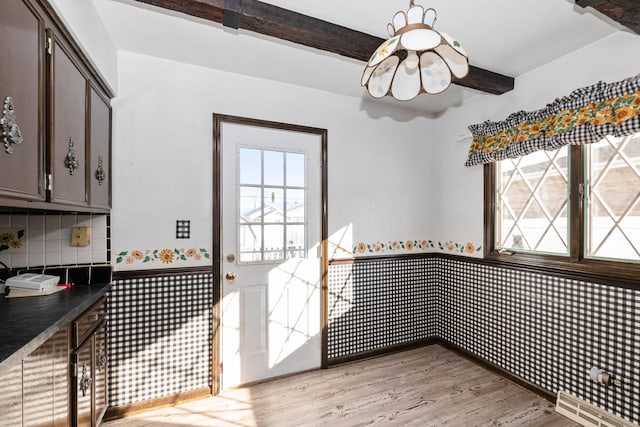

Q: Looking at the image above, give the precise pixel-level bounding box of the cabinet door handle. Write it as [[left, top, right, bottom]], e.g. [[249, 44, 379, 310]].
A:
[[95, 155, 106, 185], [1, 97, 24, 154], [65, 137, 79, 175], [97, 342, 107, 372], [79, 363, 92, 397]]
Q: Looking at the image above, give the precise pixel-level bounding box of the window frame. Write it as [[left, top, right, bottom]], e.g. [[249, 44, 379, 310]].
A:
[[484, 145, 639, 288]]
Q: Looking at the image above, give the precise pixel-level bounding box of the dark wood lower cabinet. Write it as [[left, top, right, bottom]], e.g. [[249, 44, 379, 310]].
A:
[[0, 327, 70, 427], [0, 298, 108, 427], [72, 298, 108, 427]]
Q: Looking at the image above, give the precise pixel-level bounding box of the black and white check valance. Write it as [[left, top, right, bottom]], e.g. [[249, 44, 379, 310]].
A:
[[465, 74, 640, 166]]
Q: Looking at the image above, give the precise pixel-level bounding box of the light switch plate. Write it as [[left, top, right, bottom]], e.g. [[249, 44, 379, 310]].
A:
[[70, 226, 90, 247]]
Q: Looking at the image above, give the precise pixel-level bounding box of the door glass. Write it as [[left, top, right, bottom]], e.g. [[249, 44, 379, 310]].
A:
[[238, 148, 306, 263], [264, 150, 284, 186], [239, 148, 261, 185], [286, 153, 305, 187]]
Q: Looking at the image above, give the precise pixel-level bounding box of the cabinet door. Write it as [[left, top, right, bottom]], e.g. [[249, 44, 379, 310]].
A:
[[89, 88, 111, 210], [73, 337, 93, 427], [52, 327, 70, 427], [50, 35, 88, 207], [23, 334, 54, 427], [0, 363, 23, 427], [94, 321, 108, 425], [0, 0, 46, 201]]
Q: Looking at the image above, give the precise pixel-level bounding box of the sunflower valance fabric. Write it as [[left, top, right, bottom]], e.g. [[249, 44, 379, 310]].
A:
[[465, 74, 640, 166]]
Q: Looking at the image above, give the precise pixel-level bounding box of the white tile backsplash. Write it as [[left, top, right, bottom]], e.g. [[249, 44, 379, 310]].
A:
[[0, 212, 109, 268], [45, 215, 61, 229], [11, 215, 28, 228]]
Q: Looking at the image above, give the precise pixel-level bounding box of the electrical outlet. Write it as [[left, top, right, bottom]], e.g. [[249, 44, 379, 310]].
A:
[[70, 226, 90, 247]]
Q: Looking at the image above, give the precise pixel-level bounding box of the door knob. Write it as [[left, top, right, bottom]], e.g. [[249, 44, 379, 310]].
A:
[[225, 271, 237, 282]]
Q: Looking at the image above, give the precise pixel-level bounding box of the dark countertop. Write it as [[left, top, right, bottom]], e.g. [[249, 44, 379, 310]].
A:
[[0, 283, 110, 376]]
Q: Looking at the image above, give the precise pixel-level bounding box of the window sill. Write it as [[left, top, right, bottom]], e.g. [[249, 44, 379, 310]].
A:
[[484, 251, 640, 290]]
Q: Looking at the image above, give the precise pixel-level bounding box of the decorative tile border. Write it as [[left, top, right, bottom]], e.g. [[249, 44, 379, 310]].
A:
[[115, 248, 211, 265], [352, 239, 481, 255], [0, 229, 26, 253]]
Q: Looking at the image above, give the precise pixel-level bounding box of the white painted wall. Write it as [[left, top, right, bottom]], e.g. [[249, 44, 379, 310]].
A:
[[111, 51, 436, 270], [435, 31, 640, 257], [47, 0, 118, 92]]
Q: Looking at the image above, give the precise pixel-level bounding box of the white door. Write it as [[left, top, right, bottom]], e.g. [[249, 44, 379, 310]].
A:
[[220, 121, 322, 389]]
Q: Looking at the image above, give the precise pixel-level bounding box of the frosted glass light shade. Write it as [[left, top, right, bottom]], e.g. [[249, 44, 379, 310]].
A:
[[362, 3, 469, 101]]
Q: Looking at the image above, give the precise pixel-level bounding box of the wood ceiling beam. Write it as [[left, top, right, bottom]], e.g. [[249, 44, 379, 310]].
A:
[[575, 0, 640, 34], [133, 0, 515, 95]]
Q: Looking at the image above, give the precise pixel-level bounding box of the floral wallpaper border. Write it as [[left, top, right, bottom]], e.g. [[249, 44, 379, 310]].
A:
[[352, 239, 481, 255], [116, 248, 211, 265]]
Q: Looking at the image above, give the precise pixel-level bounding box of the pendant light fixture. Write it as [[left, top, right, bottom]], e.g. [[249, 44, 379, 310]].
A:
[[361, 1, 469, 101]]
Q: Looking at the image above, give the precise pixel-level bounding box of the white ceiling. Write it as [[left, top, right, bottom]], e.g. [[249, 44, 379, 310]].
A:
[[93, 0, 619, 115]]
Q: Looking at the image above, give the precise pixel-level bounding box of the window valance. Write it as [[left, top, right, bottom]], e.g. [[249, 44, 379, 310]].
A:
[[465, 74, 640, 166]]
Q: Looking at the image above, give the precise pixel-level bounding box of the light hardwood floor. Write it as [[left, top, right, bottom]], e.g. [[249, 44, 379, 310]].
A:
[[104, 345, 579, 426]]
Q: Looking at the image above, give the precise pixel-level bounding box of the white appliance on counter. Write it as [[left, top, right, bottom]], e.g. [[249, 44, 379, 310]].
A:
[[5, 274, 60, 291]]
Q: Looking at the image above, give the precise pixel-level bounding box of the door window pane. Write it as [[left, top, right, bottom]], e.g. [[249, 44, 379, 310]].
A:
[[264, 225, 284, 260], [239, 186, 262, 222], [239, 224, 262, 262], [286, 225, 305, 259], [239, 148, 261, 185], [496, 147, 569, 254], [264, 150, 284, 186], [263, 188, 284, 223], [286, 189, 305, 223], [238, 148, 306, 263], [286, 152, 305, 187], [587, 134, 640, 261]]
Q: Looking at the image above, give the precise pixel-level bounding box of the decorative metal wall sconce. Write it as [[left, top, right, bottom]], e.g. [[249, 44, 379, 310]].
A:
[[95, 155, 106, 185], [65, 137, 79, 175], [1, 97, 24, 154]]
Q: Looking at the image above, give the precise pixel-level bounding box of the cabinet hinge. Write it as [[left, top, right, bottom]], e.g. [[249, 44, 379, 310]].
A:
[[46, 173, 52, 191], [46, 37, 52, 55], [71, 361, 77, 378]]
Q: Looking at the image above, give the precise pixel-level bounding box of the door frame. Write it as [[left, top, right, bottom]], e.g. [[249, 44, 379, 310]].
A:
[[212, 113, 328, 394]]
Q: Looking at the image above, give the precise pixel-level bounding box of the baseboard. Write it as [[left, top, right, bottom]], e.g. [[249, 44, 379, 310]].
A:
[[327, 337, 439, 367], [103, 387, 212, 422], [436, 339, 556, 403]]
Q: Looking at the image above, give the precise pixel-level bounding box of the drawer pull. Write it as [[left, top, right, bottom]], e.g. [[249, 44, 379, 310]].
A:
[[88, 313, 99, 322], [79, 364, 92, 397]]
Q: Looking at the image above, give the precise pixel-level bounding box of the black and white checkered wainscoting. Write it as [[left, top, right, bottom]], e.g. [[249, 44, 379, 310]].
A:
[[108, 272, 213, 407], [327, 255, 639, 424], [437, 258, 639, 425], [327, 257, 438, 360]]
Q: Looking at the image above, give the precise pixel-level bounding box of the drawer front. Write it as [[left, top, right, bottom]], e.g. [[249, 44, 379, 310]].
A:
[[73, 296, 106, 348]]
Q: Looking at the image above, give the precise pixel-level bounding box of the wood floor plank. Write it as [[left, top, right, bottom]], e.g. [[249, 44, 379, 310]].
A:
[[104, 345, 579, 426]]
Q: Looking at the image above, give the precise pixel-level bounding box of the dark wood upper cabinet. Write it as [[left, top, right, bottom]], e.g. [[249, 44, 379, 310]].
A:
[[50, 34, 89, 207], [0, 0, 46, 201], [0, 0, 112, 212], [89, 88, 111, 210]]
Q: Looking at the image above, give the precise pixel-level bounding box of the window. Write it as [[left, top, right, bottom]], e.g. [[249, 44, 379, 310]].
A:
[[238, 148, 307, 262], [496, 146, 569, 255], [487, 132, 640, 281], [587, 133, 640, 261]]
